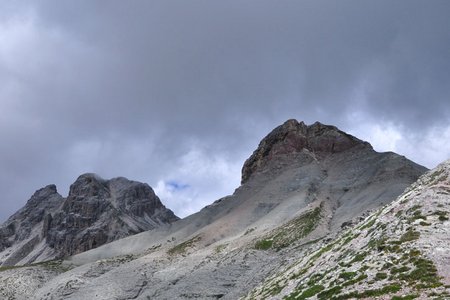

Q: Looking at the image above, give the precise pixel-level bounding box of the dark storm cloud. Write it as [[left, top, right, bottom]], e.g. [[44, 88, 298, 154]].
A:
[[1, 1, 449, 221]]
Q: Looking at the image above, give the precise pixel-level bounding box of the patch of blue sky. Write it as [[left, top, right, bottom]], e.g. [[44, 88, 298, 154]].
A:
[[166, 180, 190, 191]]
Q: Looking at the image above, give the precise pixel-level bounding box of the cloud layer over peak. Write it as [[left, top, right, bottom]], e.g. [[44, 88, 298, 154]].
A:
[[1, 1, 449, 221]]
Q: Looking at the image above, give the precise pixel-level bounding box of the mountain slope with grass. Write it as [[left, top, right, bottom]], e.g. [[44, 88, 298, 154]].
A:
[[245, 159, 450, 300]]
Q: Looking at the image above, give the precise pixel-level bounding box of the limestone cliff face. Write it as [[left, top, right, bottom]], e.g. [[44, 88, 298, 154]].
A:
[[242, 120, 371, 183], [0, 185, 63, 264], [0, 174, 178, 266]]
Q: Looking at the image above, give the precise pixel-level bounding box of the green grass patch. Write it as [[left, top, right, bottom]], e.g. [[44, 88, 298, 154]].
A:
[[0, 265, 22, 272], [360, 217, 376, 231], [409, 209, 426, 222], [391, 295, 418, 300], [375, 272, 388, 280], [306, 273, 325, 286], [410, 204, 422, 212], [400, 229, 420, 243], [289, 267, 308, 280], [395, 210, 404, 217], [255, 206, 322, 250], [438, 215, 449, 221], [285, 284, 325, 300], [214, 244, 227, 253], [427, 169, 446, 185], [167, 235, 201, 255], [349, 251, 367, 264], [254, 239, 273, 250], [0, 259, 72, 273], [433, 210, 448, 217], [399, 257, 442, 288], [309, 243, 334, 262], [332, 284, 402, 299], [339, 272, 357, 280], [317, 286, 342, 299], [266, 282, 284, 296], [342, 274, 368, 287], [390, 266, 410, 274]]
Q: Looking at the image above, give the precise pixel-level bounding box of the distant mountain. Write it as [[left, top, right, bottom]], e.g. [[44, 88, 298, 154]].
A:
[[0, 120, 429, 299], [246, 158, 450, 299], [0, 174, 178, 266]]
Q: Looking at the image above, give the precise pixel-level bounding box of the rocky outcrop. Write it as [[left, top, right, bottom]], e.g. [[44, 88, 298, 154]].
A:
[[0, 174, 178, 266], [242, 120, 371, 183], [0, 185, 63, 252], [45, 174, 178, 258]]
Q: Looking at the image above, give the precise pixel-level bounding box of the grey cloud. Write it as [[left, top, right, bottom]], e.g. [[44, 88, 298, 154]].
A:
[[1, 1, 449, 221]]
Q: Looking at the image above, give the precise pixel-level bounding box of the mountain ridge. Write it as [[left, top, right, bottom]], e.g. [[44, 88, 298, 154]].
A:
[[0, 173, 178, 267], [0, 119, 431, 299]]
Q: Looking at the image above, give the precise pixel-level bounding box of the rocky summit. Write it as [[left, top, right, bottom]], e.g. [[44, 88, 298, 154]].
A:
[[0, 174, 178, 267], [242, 120, 370, 183], [0, 120, 435, 300]]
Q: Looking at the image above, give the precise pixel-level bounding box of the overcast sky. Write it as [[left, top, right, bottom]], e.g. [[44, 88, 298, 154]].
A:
[[1, 1, 449, 222]]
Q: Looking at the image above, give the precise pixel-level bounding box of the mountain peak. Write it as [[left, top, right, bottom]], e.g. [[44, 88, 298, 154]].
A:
[[279, 118, 306, 129], [27, 184, 58, 203], [241, 119, 371, 183], [0, 174, 178, 266], [68, 173, 108, 199]]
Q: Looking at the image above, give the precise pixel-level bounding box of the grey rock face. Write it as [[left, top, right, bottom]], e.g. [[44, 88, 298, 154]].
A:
[[0, 174, 178, 266], [241, 119, 371, 183], [0, 185, 62, 251], [46, 174, 178, 258], [0, 185, 63, 266]]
